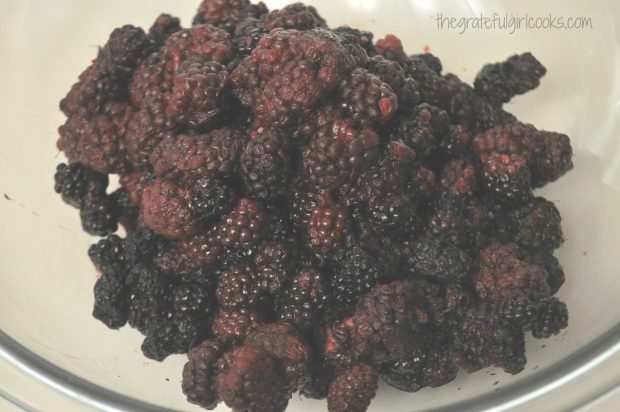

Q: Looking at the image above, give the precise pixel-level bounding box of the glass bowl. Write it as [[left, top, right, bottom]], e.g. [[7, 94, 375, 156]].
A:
[[1, 0, 619, 410]]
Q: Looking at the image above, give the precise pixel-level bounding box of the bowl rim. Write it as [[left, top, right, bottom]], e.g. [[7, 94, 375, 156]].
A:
[[0, 324, 619, 412]]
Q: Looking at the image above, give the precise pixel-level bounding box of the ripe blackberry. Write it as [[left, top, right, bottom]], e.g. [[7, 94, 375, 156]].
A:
[[166, 57, 230, 129], [278, 269, 329, 330], [193, 0, 268, 32], [302, 121, 380, 191], [93, 265, 130, 329], [217, 198, 267, 250], [451, 303, 526, 374], [498, 294, 541, 329], [122, 227, 164, 266], [90, 235, 129, 329], [254, 241, 295, 294], [380, 345, 457, 392], [379, 349, 426, 393], [263, 3, 327, 31], [375, 34, 408, 63], [334, 26, 375, 55], [80, 193, 118, 236], [97, 25, 151, 78], [473, 122, 572, 188], [498, 294, 566, 337], [241, 131, 291, 202], [326, 281, 428, 365], [338, 68, 398, 125], [531, 297, 568, 338], [366, 55, 419, 106], [182, 339, 225, 409], [58, 107, 133, 174], [188, 178, 236, 221], [150, 128, 247, 182], [481, 153, 533, 206], [59, 63, 126, 117], [140, 178, 198, 239], [327, 364, 378, 412], [88, 235, 125, 274], [498, 197, 564, 252], [246, 322, 312, 390], [444, 73, 516, 134], [474, 52, 546, 104], [212, 309, 261, 343], [306, 202, 353, 257], [527, 252, 565, 295], [329, 246, 387, 312], [141, 315, 206, 361], [216, 264, 263, 311], [405, 236, 472, 283], [301, 357, 334, 400], [54, 163, 108, 208], [531, 130, 573, 187], [126, 264, 173, 334], [410, 53, 443, 74], [148, 14, 182, 47], [405, 55, 451, 108], [110, 188, 139, 231], [389, 103, 449, 158], [163, 24, 234, 67], [215, 344, 291, 412], [474, 241, 551, 303]]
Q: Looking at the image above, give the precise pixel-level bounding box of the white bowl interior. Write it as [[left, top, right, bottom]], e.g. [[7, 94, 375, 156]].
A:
[[0, 0, 619, 410]]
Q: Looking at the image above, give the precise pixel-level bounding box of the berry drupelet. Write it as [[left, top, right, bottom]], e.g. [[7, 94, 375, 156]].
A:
[[474, 52, 547, 104]]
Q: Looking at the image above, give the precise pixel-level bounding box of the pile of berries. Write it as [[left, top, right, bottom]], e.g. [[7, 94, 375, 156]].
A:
[[54, 1, 573, 411]]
